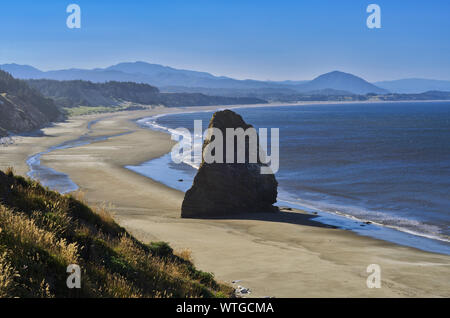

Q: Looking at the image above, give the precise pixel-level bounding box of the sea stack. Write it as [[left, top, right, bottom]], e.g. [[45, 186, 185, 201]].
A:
[[181, 109, 278, 218]]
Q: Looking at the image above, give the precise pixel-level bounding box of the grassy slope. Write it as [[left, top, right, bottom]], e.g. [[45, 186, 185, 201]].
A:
[[0, 169, 233, 298]]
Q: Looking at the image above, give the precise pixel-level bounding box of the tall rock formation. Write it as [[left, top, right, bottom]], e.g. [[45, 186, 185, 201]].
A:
[[181, 110, 278, 218]]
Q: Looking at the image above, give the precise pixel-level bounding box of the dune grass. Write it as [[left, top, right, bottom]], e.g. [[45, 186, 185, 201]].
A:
[[0, 168, 233, 298], [63, 105, 128, 117]]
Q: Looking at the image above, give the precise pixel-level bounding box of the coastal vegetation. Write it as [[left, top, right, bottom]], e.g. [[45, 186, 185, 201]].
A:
[[26, 79, 266, 109], [0, 168, 233, 298], [27, 76, 450, 112], [0, 70, 62, 136], [63, 105, 149, 117], [0, 69, 264, 136]]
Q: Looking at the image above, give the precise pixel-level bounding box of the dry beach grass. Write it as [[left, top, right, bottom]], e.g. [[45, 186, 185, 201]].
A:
[[0, 168, 232, 297]]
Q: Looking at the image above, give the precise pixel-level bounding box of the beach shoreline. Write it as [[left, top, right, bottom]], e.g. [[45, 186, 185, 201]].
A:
[[131, 102, 450, 251], [1, 103, 449, 297]]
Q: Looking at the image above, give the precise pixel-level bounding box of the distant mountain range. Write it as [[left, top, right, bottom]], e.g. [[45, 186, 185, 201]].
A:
[[2, 61, 450, 99], [0, 62, 394, 97], [0, 62, 282, 90], [1, 62, 450, 136]]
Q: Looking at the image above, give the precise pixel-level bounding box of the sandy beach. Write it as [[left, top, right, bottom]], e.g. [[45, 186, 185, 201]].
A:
[[1, 104, 449, 298]]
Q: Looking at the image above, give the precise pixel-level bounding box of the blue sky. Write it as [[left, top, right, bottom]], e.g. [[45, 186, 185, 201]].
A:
[[1, 0, 449, 81]]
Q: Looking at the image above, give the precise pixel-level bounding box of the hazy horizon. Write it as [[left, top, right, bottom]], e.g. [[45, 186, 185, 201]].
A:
[[2, 0, 450, 82], [4, 61, 450, 84]]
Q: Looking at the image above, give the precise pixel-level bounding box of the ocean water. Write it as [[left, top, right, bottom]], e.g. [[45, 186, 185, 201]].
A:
[[128, 102, 450, 254]]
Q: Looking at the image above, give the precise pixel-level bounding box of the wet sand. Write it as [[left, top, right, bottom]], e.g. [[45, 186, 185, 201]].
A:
[[1, 104, 449, 297]]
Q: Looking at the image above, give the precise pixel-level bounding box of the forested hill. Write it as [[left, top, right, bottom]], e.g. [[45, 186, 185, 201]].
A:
[[26, 79, 266, 108], [0, 70, 62, 136]]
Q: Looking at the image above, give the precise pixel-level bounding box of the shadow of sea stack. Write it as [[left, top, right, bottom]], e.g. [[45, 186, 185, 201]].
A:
[[181, 109, 278, 218]]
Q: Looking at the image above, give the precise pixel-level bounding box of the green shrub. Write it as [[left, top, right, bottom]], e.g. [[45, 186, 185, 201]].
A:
[[148, 241, 173, 258]]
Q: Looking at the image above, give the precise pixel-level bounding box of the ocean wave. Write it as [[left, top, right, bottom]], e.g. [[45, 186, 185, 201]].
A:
[[277, 192, 450, 244]]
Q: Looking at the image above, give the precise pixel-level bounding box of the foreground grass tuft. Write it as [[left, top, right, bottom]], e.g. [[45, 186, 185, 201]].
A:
[[0, 168, 233, 298]]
